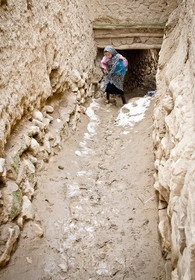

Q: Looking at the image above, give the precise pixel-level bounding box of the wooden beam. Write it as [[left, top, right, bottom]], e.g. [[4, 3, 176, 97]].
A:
[[96, 43, 162, 50], [93, 24, 164, 50]]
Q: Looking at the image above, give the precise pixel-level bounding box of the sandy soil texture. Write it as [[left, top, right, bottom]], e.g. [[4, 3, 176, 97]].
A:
[[0, 94, 165, 280]]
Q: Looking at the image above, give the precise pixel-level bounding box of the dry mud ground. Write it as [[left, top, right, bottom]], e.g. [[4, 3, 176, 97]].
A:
[[0, 94, 165, 280]]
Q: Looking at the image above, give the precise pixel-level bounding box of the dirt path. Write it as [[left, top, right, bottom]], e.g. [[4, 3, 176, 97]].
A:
[[0, 95, 165, 280]]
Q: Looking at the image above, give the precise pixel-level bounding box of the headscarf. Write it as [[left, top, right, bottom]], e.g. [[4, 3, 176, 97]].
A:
[[101, 46, 119, 72], [104, 46, 118, 56]]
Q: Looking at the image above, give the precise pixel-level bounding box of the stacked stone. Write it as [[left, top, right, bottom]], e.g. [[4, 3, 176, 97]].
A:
[[153, 0, 195, 279], [0, 0, 96, 157], [0, 0, 99, 265], [0, 66, 93, 267], [0, 105, 54, 266], [70, 70, 90, 121]]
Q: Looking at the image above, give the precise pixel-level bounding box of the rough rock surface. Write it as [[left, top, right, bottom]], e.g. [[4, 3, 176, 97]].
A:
[[0, 88, 94, 266], [153, 0, 195, 279], [87, 0, 177, 24], [0, 0, 96, 156]]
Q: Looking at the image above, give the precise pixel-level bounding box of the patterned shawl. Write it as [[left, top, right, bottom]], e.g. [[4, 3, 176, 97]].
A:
[[101, 46, 126, 93]]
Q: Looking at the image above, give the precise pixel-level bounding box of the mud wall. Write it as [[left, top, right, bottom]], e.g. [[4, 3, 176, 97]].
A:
[[87, 0, 177, 25], [0, 0, 97, 266], [153, 0, 195, 278], [0, 0, 96, 156]]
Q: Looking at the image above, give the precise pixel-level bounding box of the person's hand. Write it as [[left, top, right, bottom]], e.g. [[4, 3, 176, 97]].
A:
[[119, 55, 124, 60]]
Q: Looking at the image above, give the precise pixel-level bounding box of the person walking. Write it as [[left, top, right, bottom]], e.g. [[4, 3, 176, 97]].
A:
[[101, 45, 128, 105]]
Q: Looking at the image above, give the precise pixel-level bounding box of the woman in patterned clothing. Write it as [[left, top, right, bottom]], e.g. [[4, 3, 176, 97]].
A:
[[101, 46, 128, 105]]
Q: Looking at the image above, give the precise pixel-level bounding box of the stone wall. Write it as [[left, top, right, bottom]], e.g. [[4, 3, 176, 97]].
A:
[[87, 0, 177, 25], [0, 0, 96, 157], [153, 0, 195, 279], [0, 0, 97, 266]]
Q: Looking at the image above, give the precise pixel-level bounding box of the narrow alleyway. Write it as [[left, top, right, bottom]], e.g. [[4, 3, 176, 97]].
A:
[[0, 94, 165, 280]]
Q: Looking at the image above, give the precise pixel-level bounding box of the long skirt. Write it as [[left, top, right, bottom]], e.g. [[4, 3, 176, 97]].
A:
[[105, 83, 126, 104]]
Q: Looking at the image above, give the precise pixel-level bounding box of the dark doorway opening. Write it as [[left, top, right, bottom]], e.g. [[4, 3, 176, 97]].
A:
[[97, 48, 159, 99], [120, 49, 159, 98]]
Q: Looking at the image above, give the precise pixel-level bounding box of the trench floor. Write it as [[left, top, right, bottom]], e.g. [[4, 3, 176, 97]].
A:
[[0, 94, 165, 280]]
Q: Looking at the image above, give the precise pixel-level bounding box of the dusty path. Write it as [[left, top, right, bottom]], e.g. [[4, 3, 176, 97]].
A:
[[0, 95, 165, 280]]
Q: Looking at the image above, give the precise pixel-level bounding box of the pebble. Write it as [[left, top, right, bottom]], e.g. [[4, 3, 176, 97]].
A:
[[45, 105, 54, 114]]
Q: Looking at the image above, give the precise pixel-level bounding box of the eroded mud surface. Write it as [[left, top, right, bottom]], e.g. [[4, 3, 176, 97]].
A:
[[0, 95, 165, 280]]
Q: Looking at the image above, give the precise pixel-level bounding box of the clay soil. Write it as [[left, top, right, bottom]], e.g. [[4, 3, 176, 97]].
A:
[[0, 93, 165, 280]]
